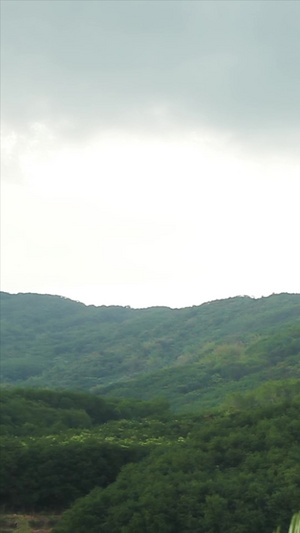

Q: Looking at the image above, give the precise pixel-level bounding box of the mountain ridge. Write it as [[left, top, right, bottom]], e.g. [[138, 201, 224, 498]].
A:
[[1, 291, 299, 411]]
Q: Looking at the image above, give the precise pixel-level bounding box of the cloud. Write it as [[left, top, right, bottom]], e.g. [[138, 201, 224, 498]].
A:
[[2, 0, 300, 153], [2, 127, 299, 304], [1, 1, 300, 307]]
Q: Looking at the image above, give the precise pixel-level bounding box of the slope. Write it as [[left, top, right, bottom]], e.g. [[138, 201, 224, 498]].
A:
[[1, 292, 299, 411]]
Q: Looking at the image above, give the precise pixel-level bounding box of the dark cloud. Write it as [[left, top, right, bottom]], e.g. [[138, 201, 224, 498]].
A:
[[2, 0, 300, 149]]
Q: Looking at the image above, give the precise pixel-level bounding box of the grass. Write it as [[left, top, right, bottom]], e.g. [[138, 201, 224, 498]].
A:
[[274, 512, 300, 533]]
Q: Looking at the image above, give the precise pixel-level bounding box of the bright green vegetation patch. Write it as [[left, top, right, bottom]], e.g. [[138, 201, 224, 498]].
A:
[[274, 513, 300, 533]]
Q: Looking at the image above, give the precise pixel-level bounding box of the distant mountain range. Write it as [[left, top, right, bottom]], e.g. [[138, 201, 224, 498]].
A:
[[1, 292, 299, 411]]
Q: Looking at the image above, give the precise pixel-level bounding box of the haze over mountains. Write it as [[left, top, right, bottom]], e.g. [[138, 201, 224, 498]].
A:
[[1, 291, 299, 412]]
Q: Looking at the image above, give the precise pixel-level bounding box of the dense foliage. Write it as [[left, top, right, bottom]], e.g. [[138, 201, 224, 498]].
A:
[[52, 394, 300, 533], [0, 390, 171, 511], [0, 437, 143, 511], [1, 292, 299, 411], [1, 385, 299, 533], [0, 388, 169, 436]]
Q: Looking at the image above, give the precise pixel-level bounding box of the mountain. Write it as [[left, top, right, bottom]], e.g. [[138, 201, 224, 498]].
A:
[[1, 292, 299, 411]]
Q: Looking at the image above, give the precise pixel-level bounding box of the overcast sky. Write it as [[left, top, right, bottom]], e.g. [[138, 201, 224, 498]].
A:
[[1, 0, 300, 308]]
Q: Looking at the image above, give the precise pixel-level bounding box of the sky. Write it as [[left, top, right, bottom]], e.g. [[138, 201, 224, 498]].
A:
[[1, 0, 300, 309]]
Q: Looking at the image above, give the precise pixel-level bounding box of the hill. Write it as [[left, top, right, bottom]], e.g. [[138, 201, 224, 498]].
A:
[[1, 292, 300, 411], [1, 386, 299, 533]]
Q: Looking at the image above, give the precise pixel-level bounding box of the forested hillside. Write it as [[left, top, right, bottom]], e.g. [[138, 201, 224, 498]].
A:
[[1, 385, 299, 533], [1, 292, 300, 412]]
